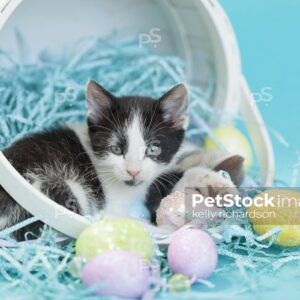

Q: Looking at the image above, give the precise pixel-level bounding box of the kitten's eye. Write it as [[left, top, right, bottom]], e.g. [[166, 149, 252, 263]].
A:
[[146, 144, 161, 157], [110, 145, 123, 155]]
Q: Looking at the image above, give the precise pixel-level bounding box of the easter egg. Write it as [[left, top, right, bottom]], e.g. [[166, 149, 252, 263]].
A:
[[168, 229, 218, 279], [169, 274, 191, 293], [81, 250, 150, 298], [204, 125, 253, 172], [76, 218, 154, 260], [129, 201, 150, 221], [248, 189, 300, 247], [156, 191, 189, 229]]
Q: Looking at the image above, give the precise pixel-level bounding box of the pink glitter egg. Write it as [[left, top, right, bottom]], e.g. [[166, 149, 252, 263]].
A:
[[156, 191, 189, 228], [81, 250, 150, 298], [168, 229, 218, 279]]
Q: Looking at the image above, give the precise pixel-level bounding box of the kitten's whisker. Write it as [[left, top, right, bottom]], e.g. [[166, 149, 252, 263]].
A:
[[152, 181, 163, 199], [154, 178, 170, 196], [160, 173, 180, 183], [145, 102, 160, 137], [149, 119, 166, 132], [110, 107, 124, 134], [101, 111, 123, 139]]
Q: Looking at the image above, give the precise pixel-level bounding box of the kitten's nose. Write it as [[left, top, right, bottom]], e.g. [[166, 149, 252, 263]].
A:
[[127, 170, 140, 178]]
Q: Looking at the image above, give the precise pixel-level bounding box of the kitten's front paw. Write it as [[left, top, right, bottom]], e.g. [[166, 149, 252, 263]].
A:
[[173, 166, 238, 196]]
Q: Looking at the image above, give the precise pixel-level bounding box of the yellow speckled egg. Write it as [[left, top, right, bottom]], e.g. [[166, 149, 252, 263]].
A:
[[76, 218, 154, 260], [248, 189, 300, 247], [204, 125, 253, 172]]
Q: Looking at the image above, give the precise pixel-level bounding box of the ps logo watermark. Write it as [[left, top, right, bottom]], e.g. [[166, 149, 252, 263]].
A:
[[55, 85, 78, 107], [252, 87, 273, 107], [139, 28, 162, 48]]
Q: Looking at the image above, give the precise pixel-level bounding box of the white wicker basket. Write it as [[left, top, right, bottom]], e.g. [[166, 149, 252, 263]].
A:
[[0, 0, 274, 237]]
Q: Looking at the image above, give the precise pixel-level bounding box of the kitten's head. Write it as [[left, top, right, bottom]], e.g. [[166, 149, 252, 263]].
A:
[[86, 80, 188, 187]]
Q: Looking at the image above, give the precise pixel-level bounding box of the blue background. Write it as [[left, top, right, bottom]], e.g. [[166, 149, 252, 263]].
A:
[[220, 0, 300, 184]]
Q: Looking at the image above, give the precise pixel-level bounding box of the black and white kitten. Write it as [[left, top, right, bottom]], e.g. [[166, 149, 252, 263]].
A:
[[0, 80, 243, 239]]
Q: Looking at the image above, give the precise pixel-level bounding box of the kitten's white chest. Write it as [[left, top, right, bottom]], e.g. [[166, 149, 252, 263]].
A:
[[102, 181, 147, 217]]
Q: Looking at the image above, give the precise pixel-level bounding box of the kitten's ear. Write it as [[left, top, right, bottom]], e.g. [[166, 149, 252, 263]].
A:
[[213, 154, 245, 186], [86, 80, 113, 123], [159, 84, 189, 129]]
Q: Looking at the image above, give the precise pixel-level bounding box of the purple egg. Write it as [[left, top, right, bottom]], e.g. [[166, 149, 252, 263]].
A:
[[81, 250, 150, 298], [168, 229, 218, 279]]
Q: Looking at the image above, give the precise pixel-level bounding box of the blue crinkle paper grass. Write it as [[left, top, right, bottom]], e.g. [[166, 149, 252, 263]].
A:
[[0, 34, 214, 149], [1, 35, 300, 300]]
